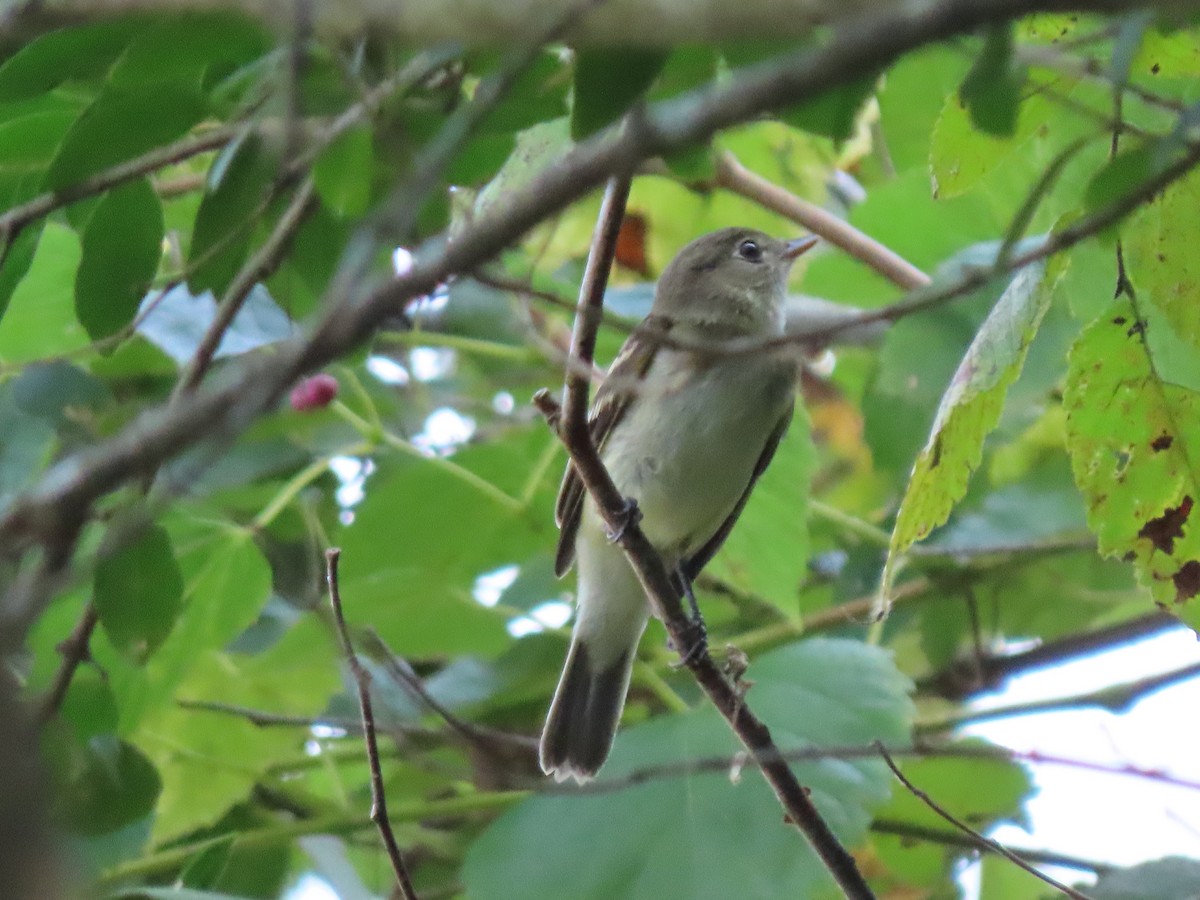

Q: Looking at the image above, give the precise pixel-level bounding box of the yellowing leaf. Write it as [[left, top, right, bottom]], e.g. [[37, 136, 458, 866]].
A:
[[1064, 297, 1200, 630], [881, 261, 1053, 605], [1124, 168, 1200, 349]]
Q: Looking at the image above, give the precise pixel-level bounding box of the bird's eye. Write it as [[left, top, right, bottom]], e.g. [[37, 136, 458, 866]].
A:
[[737, 239, 763, 262]]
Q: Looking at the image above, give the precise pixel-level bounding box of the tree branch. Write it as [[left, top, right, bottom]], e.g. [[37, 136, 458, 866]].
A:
[[173, 177, 317, 397], [919, 659, 1200, 732], [870, 819, 1113, 875], [325, 548, 419, 900], [20, 0, 1191, 43], [920, 611, 1179, 700], [877, 744, 1094, 900], [714, 151, 931, 291]]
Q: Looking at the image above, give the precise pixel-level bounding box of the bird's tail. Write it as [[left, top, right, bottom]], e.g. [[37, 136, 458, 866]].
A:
[[539, 637, 637, 782]]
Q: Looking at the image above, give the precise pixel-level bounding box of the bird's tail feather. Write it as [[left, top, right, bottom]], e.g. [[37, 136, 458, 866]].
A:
[[539, 639, 634, 782]]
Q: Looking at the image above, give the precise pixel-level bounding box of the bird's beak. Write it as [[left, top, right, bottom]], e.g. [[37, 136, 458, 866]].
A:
[[783, 235, 819, 260]]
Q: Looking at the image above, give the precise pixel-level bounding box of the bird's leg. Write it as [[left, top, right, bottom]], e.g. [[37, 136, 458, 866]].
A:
[[668, 566, 708, 667], [605, 496, 642, 543]]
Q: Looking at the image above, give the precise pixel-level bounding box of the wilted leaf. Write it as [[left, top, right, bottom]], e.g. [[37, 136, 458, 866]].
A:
[[885, 260, 1053, 573]]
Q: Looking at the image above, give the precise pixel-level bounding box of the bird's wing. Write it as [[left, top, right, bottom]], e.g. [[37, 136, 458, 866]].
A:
[[553, 316, 672, 577], [679, 403, 793, 583]]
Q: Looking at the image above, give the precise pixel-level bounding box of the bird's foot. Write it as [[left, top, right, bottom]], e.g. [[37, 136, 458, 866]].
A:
[[605, 496, 642, 543], [669, 615, 708, 668]]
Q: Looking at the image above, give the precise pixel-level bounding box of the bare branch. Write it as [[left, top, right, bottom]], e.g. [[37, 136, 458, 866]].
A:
[[19, 0, 1190, 44], [173, 177, 318, 397], [870, 819, 1114, 875], [35, 604, 98, 725], [715, 151, 930, 290], [920, 611, 1179, 700], [877, 743, 1094, 900], [326, 548, 420, 900]]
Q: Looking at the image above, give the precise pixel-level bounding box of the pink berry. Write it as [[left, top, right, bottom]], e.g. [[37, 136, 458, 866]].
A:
[[290, 373, 339, 411]]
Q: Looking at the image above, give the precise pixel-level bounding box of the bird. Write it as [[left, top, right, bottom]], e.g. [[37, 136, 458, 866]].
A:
[[539, 226, 817, 782]]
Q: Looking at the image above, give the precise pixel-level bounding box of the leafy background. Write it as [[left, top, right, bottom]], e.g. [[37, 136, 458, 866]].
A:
[[1, 5, 1199, 899]]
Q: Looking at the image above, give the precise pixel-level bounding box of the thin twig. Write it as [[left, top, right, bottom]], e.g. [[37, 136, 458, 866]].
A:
[[0, 126, 239, 248], [542, 739, 1200, 798], [173, 177, 317, 397], [920, 659, 1200, 732], [543, 174, 876, 899], [921, 610, 1178, 700], [326, 548, 420, 900], [714, 151, 930, 290], [178, 698, 365, 731], [870, 819, 1114, 874], [363, 628, 537, 752], [36, 603, 99, 725], [877, 743, 1093, 900]]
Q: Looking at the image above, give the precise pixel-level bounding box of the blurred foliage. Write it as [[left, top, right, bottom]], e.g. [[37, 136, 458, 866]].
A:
[[0, 7, 1198, 899]]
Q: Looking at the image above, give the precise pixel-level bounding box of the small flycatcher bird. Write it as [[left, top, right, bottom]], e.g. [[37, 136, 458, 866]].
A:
[[540, 226, 817, 782]]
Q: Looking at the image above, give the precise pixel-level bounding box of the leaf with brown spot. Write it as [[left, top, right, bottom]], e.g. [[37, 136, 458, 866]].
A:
[[1138, 496, 1193, 554], [1065, 296, 1200, 633], [1173, 560, 1200, 601]]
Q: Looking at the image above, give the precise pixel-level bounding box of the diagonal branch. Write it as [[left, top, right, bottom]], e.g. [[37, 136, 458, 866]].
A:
[[326, 548, 419, 900], [714, 151, 930, 290], [877, 744, 1093, 900]]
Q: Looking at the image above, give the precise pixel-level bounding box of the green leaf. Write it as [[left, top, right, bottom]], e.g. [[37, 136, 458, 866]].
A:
[[187, 134, 274, 296], [707, 407, 814, 611], [1064, 297, 1200, 630], [11, 359, 110, 426], [0, 108, 79, 203], [0, 20, 144, 102], [313, 123, 374, 218], [74, 178, 163, 340], [60, 667, 120, 742], [45, 82, 207, 190], [464, 639, 912, 899], [781, 74, 877, 142], [335, 426, 556, 657], [482, 50, 571, 135], [129, 617, 337, 839], [885, 260, 1053, 570], [958, 24, 1025, 137], [57, 735, 161, 835], [0, 224, 83, 357], [105, 12, 271, 88], [929, 88, 1057, 200], [94, 524, 185, 661], [1090, 857, 1200, 899], [0, 382, 56, 506], [1123, 167, 1200, 348], [571, 48, 667, 139]]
